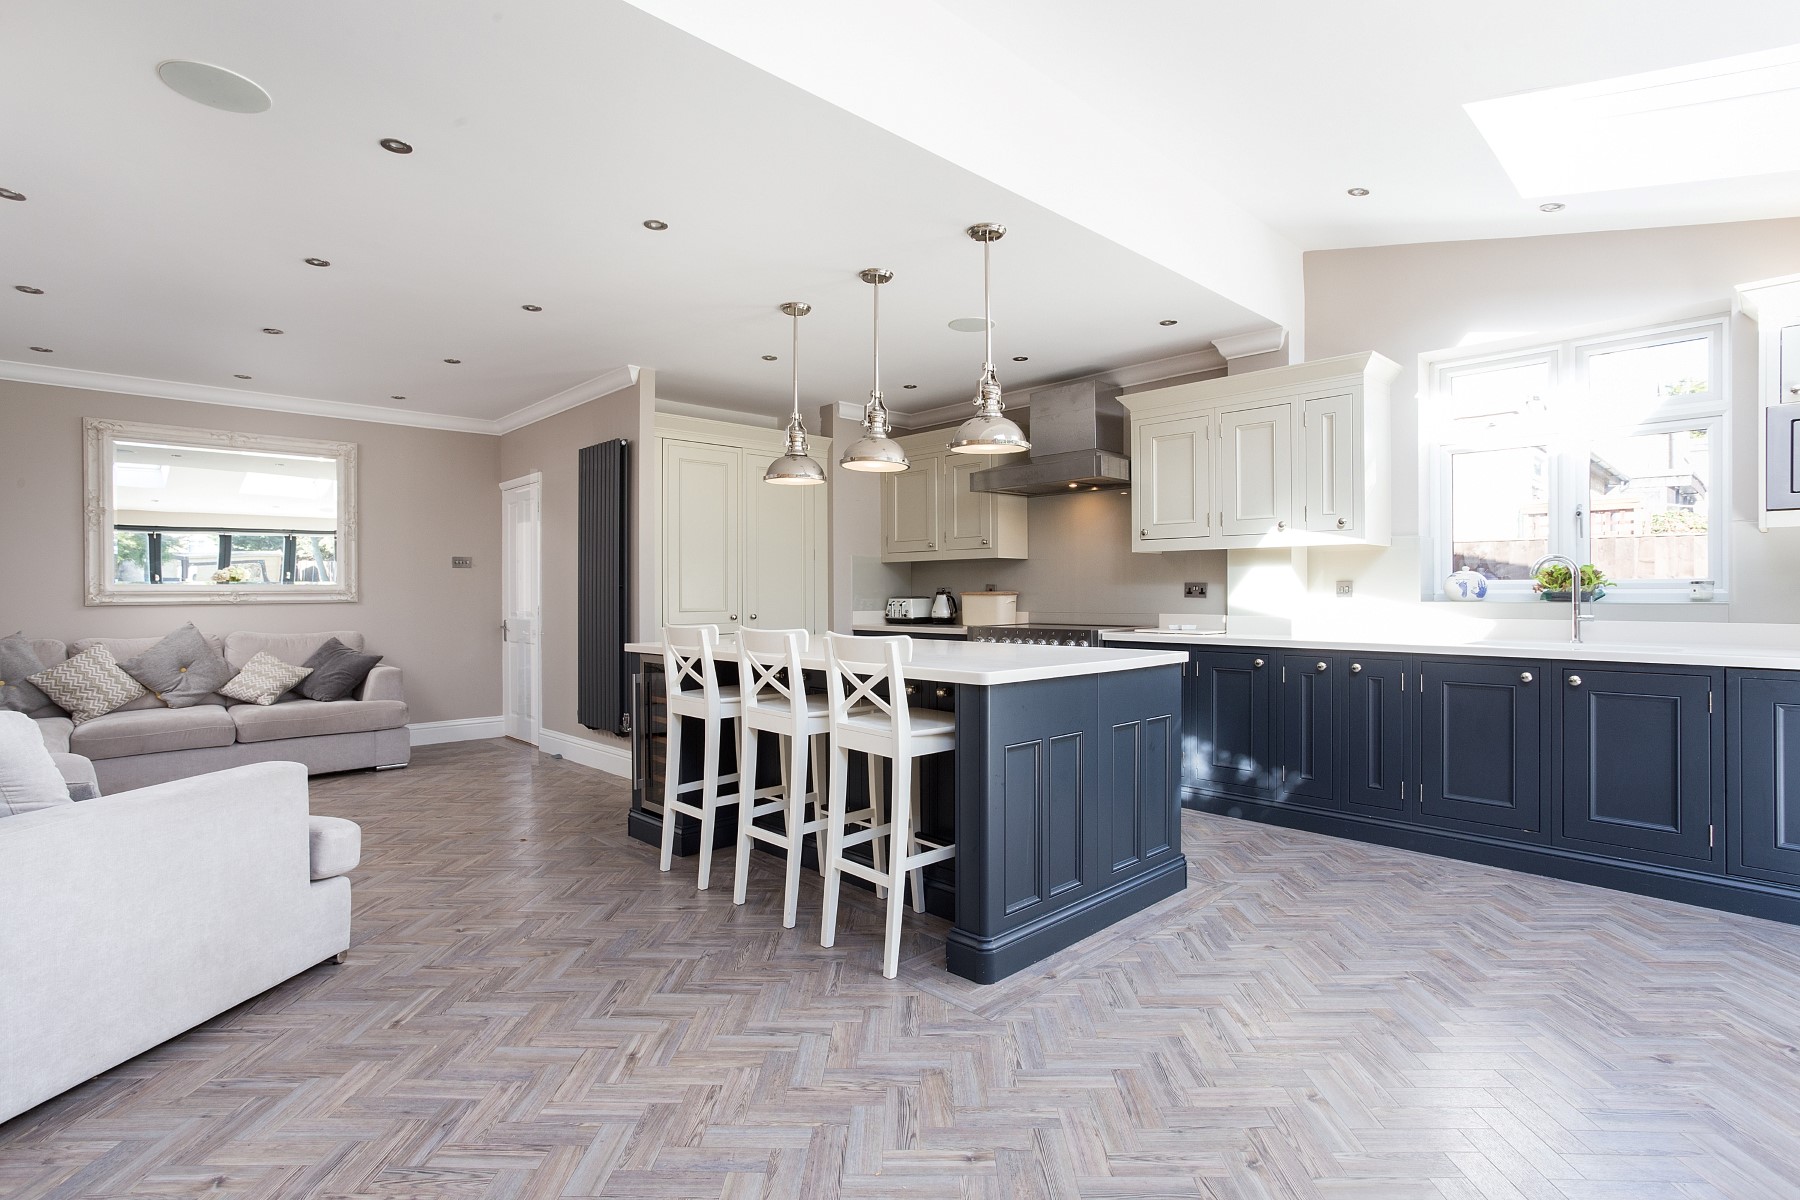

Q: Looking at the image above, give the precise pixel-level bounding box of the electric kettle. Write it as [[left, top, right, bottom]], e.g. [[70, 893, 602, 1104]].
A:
[[930, 587, 960, 623]]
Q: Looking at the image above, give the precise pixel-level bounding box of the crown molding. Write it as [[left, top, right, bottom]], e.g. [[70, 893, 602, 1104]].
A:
[[489, 365, 641, 434], [0, 358, 645, 437], [654, 397, 786, 428], [1211, 326, 1288, 360]]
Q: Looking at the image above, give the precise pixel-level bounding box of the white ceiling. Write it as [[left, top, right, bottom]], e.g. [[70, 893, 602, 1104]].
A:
[[942, 0, 1800, 249], [6, 2, 1800, 432], [0, 0, 1268, 429]]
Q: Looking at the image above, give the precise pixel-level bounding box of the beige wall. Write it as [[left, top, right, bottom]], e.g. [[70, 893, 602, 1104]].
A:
[[0, 379, 501, 722], [498, 374, 654, 757], [1304, 216, 1800, 623]]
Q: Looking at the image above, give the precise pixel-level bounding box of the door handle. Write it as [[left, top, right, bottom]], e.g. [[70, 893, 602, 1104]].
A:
[[1315, 661, 1328, 672], [1568, 674, 1583, 687], [1519, 671, 1533, 684]]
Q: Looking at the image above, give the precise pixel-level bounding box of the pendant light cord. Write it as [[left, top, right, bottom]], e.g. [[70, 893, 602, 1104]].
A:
[[790, 309, 801, 428], [982, 237, 994, 372]]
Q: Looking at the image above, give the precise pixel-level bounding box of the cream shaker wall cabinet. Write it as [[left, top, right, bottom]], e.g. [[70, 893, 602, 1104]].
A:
[[879, 430, 1027, 562], [658, 415, 829, 633], [1123, 352, 1398, 552], [1737, 274, 1800, 528]]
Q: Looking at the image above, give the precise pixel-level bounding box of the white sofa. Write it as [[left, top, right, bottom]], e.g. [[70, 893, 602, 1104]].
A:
[[0, 760, 358, 1124]]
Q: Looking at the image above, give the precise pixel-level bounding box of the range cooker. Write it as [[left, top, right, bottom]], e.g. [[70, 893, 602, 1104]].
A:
[[967, 623, 1121, 648]]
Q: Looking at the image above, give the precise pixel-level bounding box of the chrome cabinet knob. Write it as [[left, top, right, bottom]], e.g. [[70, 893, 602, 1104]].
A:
[[1350, 662, 1362, 673], [749, 614, 757, 620], [1519, 671, 1533, 684], [1568, 674, 1583, 687], [1315, 661, 1328, 672], [935, 686, 950, 699], [1336, 517, 1347, 528], [1140, 528, 1148, 536], [729, 614, 738, 621], [1791, 384, 1800, 395], [1277, 520, 1286, 530], [927, 542, 934, 549], [981, 538, 989, 545], [1253, 657, 1265, 668]]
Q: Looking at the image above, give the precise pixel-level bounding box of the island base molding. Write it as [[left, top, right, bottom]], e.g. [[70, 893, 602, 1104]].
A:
[[1185, 793, 1800, 928]]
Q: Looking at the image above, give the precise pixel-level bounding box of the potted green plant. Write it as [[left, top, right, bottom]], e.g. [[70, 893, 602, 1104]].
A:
[[1532, 562, 1608, 602]]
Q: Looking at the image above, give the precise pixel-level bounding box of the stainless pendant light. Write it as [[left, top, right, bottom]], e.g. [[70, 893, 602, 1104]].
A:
[[948, 222, 1031, 455], [840, 268, 909, 473], [764, 301, 826, 486]]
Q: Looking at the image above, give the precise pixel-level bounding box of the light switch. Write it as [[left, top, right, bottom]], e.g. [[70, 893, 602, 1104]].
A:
[[451, 556, 473, 569]]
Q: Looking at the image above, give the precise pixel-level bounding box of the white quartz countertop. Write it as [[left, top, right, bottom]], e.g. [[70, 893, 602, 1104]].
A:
[[626, 637, 1185, 685], [1101, 628, 1800, 672]]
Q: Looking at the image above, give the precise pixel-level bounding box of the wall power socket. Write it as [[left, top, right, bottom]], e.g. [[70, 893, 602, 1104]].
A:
[[1183, 582, 1207, 599], [1335, 580, 1354, 598]]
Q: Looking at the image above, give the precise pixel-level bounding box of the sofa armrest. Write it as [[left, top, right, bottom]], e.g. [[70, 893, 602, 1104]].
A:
[[309, 816, 361, 880], [357, 663, 404, 703], [51, 752, 99, 801]]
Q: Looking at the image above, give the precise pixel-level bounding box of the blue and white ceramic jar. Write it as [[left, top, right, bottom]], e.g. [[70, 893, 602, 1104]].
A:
[[1444, 570, 1489, 601]]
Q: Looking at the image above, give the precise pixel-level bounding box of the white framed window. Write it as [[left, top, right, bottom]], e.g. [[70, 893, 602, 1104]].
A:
[[1426, 317, 1728, 602]]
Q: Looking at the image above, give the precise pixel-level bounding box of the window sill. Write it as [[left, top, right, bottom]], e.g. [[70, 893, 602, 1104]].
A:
[[1428, 593, 1729, 607]]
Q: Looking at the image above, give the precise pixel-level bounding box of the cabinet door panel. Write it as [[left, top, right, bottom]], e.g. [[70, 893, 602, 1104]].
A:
[[1560, 668, 1716, 864], [883, 455, 941, 555], [1135, 415, 1211, 541], [1187, 649, 1272, 794], [1420, 659, 1542, 832], [1277, 654, 1335, 802], [1303, 392, 1355, 533], [1341, 655, 1408, 812], [744, 452, 818, 631], [1219, 402, 1293, 536], [1731, 674, 1800, 886], [943, 454, 995, 551], [662, 440, 741, 627]]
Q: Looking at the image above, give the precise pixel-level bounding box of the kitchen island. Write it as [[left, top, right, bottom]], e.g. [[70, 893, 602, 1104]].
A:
[[623, 637, 1188, 982]]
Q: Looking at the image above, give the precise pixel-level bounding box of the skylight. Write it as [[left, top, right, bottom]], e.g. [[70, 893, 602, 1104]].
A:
[[1466, 43, 1800, 196]]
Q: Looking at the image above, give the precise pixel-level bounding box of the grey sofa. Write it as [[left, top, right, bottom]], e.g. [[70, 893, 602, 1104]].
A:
[[0, 760, 358, 1124], [26, 631, 409, 793]]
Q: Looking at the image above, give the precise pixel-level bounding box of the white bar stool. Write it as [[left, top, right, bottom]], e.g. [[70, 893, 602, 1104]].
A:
[[732, 628, 831, 927], [820, 633, 957, 979], [660, 624, 742, 889]]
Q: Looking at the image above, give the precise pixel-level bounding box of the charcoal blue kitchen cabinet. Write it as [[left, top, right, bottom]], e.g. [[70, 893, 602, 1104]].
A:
[[1729, 671, 1800, 888], [1418, 657, 1545, 835], [1556, 665, 1721, 870], [1186, 647, 1274, 797], [1274, 653, 1336, 803], [1338, 654, 1409, 813]]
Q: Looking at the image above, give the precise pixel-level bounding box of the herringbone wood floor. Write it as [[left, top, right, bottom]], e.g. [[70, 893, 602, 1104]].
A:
[[6, 741, 1800, 1199]]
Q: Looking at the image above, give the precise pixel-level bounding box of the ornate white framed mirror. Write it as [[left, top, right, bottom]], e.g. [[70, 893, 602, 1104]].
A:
[[83, 418, 359, 606]]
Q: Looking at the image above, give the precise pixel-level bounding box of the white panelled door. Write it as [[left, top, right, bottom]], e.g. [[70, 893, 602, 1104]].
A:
[[1219, 401, 1294, 537], [743, 452, 819, 630], [1303, 392, 1356, 534], [1133, 413, 1212, 543], [662, 440, 743, 628], [500, 475, 542, 745]]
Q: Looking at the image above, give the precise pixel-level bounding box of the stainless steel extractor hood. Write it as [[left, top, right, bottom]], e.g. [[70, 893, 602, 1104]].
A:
[[968, 379, 1130, 495]]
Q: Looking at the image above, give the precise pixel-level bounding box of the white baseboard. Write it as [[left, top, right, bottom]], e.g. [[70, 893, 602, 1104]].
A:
[[409, 716, 505, 746], [537, 728, 631, 777]]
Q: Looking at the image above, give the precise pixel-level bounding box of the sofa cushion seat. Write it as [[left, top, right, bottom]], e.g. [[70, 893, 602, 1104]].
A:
[[230, 698, 407, 743], [36, 716, 74, 755], [69, 705, 237, 761]]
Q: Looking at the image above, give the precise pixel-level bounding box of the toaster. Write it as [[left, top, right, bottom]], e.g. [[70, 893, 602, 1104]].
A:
[[885, 597, 934, 621]]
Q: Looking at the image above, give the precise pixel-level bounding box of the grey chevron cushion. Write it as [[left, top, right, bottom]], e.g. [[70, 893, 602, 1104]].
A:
[[27, 644, 147, 726], [0, 632, 52, 714], [120, 623, 234, 708]]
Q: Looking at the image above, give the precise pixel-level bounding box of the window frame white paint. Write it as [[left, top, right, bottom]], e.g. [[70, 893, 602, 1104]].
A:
[[1424, 315, 1729, 604]]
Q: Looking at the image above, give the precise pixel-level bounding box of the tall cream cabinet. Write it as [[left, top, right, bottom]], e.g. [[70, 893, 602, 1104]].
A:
[[1122, 352, 1398, 552], [658, 415, 828, 633], [879, 430, 1028, 562]]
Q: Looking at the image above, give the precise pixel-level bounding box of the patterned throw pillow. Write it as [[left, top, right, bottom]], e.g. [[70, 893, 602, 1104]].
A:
[[27, 644, 148, 725], [0, 632, 52, 714], [219, 652, 313, 706]]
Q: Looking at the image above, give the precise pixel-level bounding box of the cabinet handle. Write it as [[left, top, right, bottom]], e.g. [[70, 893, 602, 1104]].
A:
[[1791, 384, 1800, 395], [927, 542, 934, 549], [1568, 674, 1583, 687], [1350, 662, 1362, 673], [749, 614, 757, 620], [981, 538, 989, 545], [1277, 520, 1286, 530], [1519, 671, 1533, 684], [1253, 658, 1265, 668], [1315, 661, 1328, 672], [935, 686, 950, 699], [1140, 528, 1148, 536], [729, 614, 738, 621], [1336, 517, 1347, 528]]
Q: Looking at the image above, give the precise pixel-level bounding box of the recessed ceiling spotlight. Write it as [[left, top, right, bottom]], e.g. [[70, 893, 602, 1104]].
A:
[[1159, 319, 1178, 326], [1012, 356, 1029, 362], [642, 219, 669, 231], [761, 354, 777, 361], [1067, 482, 1079, 489], [155, 60, 271, 113], [947, 317, 991, 333], [262, 327, 283, 334], [0, 188, 24, 201], [233, 373, 252, 379], [1347, 187, 1371, 197], [1539, 201, 1566, 212], [521, 304, 542, 312], [14, 285, 43, 294], [303, 257, 330, 267], [443, 358, 461, 364], [903, 383, 918, 389], [379, 138, 413, 154], [28, 346, 52, 353]]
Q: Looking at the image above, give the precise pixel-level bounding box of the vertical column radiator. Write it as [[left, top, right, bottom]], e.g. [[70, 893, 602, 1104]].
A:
[[578, 438, 632, 734]]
